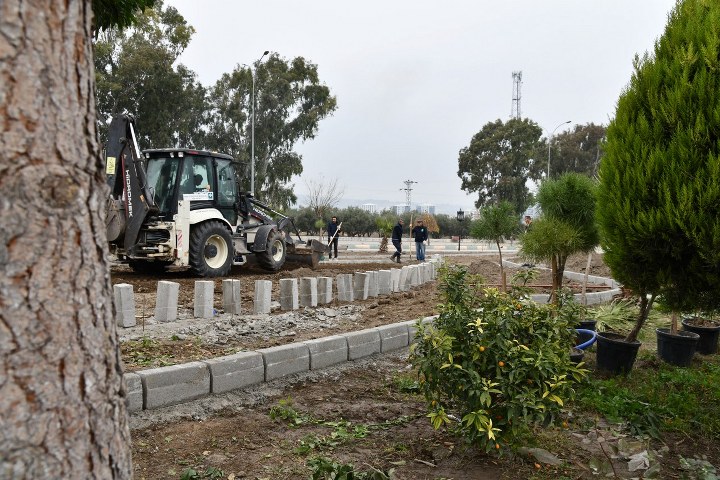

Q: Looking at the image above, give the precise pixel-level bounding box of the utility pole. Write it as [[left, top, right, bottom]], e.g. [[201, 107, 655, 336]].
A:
[[399, 179, 417, 210]]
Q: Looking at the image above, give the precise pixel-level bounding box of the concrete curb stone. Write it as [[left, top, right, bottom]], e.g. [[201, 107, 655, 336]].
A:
[[203, 351, 265, 394], [137, 361, 210, 409]]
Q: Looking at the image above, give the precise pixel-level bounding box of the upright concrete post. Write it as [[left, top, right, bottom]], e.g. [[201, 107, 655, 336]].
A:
[[415, 264, 425, 284], [377, 270, 392, 296], [429, 259, 438, 279], [390, 268, 401, 293], [336, 274, 354, 302], [114, 283, 136, 327], [222, 279, 241, 314], [155, 280, 180, 323], [367, 271, 379, 298], [399, 266, 410, 292], [194, 280, 215, 319], [254, 280, 272, 314], [299, 277, 318, 307], [279, 278, 299, 311], [318, 276, 333, 304], [410, 265, 420, 287], [423, 263, 433, 283], [354, 272, 369, 300]]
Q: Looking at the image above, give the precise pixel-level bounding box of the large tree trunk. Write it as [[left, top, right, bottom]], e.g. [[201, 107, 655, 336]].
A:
[[0, 1, 133, 478]]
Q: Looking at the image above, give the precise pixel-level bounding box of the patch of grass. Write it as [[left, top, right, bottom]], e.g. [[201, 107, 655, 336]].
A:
[[307, 457, 394, 479], [391, 373, 421, 394], [576, 355, 720, 437], [269, 397, 318, 426], [179, 467, 225, 480]]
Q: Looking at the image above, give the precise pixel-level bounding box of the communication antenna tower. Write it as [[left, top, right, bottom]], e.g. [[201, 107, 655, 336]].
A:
[[399, 180, 417, 208], [511, 71, 522, 119]]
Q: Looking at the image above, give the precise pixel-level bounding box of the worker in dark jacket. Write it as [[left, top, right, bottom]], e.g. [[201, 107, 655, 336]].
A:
[[390, 219, 404, 263], [411, 219, 428, 261], [327, 216, 341, 260]]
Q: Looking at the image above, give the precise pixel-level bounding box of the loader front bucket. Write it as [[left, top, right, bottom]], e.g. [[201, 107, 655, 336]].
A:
[[286, 239, 329, 270]]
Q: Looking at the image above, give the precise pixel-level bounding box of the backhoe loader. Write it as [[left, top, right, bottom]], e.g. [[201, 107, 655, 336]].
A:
[[104, 114, 326, 277]]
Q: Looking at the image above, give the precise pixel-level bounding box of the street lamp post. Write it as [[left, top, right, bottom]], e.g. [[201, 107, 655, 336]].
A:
[[251, 50, 270, 196], [456, 209, 465, 251], [547, 120, 571, 179]]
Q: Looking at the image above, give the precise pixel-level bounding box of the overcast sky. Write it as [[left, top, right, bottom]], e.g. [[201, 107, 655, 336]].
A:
[[166, 0, 676, 213]]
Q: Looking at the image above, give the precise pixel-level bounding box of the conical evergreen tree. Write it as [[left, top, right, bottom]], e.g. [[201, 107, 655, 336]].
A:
[[598, 0, 720, 342]]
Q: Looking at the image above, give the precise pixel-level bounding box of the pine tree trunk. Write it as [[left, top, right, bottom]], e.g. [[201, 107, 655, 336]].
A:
[[0, 1, 133, 478]]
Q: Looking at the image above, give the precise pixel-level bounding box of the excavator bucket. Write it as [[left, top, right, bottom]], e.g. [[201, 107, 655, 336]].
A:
[[286, 239, 329, 269]]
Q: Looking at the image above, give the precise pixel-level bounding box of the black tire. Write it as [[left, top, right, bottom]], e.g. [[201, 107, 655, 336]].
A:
[[256, 229, 287, 271], [189, 221, 233, 277], [128, 260, 172, 274]]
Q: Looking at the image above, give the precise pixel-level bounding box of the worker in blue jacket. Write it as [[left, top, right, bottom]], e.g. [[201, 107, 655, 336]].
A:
[[411, 219, 429, 261]]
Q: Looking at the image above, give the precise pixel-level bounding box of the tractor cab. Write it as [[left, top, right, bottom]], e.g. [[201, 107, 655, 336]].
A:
[[143, 149, 239, 225]]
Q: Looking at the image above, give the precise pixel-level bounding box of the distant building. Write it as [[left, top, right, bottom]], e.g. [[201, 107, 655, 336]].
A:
[[392, 204, 411, 215], [359, 203, 377, 214], [415, 204, 436, 215]]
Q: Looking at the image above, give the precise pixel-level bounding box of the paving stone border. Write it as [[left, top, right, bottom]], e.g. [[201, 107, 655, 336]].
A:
[[125, 315, 437, 412]]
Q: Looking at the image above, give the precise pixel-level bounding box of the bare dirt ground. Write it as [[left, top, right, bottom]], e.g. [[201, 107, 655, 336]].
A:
[[122, 253, 719, 479]]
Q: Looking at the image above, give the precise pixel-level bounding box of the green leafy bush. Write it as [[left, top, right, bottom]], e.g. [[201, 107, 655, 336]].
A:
[[410, 265, 586, 452]]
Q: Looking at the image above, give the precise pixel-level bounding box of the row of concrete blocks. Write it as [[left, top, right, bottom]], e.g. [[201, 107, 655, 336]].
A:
[[113, 259, 441, 327], [123, 317, 436, 412], [501, 259, 621, 306]]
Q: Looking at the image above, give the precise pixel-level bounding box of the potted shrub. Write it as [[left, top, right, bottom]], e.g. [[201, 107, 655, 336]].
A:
[[597, 0, 720, 372], [678, 292, 720, 356], [682, 315, 720, 355]]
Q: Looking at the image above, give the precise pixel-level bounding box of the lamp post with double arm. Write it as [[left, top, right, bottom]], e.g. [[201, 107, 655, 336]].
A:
[[251, 50, 270, 196], [456, 209, 465, 251], [547, 120, 571, 179]]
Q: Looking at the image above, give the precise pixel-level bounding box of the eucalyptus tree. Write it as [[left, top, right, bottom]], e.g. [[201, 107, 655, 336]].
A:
[[94, 0, 208, 147], [458, 117, 544, 212], [205, 54, 338, 209], [549, 123, 606, 178]]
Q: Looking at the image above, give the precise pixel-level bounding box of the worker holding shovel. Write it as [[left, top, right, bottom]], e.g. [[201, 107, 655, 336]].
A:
[[327, 216, 342, 260]]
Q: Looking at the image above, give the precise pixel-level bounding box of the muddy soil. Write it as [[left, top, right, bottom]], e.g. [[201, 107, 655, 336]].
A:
[[130, 351, 718, 480], [115, 252, 611, 370]]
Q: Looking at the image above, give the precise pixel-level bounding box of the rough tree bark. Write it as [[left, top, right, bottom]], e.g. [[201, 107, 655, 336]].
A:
[[0, 1, 133, 478]]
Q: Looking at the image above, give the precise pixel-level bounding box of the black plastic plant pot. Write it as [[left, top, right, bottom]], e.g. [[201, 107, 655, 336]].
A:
[[656, 328, 700, 366], [577, 319, 597, 331], [596, 331, 641, 375], [681, 319, 720, 355], [570, 347, 585, 364]]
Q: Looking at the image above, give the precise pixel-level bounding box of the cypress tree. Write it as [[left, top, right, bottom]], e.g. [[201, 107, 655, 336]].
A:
[[598, 0, 720, 341]]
